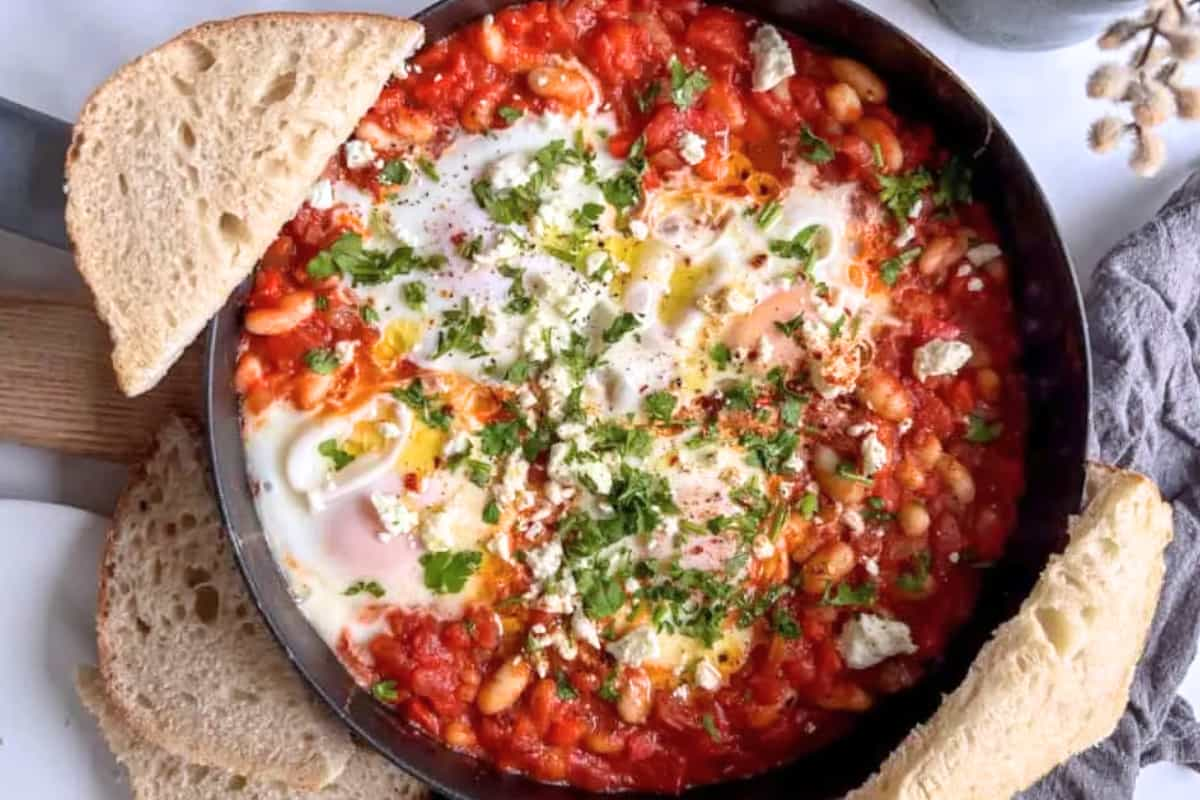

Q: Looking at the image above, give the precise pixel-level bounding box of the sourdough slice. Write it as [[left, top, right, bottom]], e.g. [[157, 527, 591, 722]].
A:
[[77, 667, 428, 800], [97, 416, 354, 790], [65, 13, 423, 396], [848, 463, 1173, 800]]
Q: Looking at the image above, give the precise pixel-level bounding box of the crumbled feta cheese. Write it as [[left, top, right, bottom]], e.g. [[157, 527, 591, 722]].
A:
[[538, 364, 575, 420], [605, 626, 660, 666], [757, 334, 774, 363], [308, 179, 333, 210], [949, 551, 961, 564], [629, 219, 650, 240], [955, 263, 973, 278], [678, 130, 707, 165], [719, 284, 755, 314], [894, 224, 916, 247], [525, 538, 564, 582], [497, 452, 530, 506], [966, 277, 985, 292], [523, 311, 572, 364], [752, 535, 775, 560], [898, 418, 914, 436], [913, 339, 973, 382], [554, 630, 578, 660], [418, 506, 456, 552], [837, 613, 918, 669], [694, 658, 722, 691], [863, 557, 880, 576], [908, 198, 924, 220], [571, 609, 601, 650], [443, 432, 471, 458], [546, 480, 575, 506], [585, 250, 610, 277], [539, 573, 579, 615], [966, 242, 1002, 266], [370, 492, 418, 541], [334, 340, 358, 364], [749, 24, 796, 92], [623, 576, 640, 594], [474, 231, 523, 267], [861, 433, 888, 476], [846, 422, 877, 438], [376, 421, 402, 439], [843, 509, 865, 533], [487, 152, 536, 190], [343, 139, 376, 169], [672, 683, 691, 700], [488, 531, 513, 562]]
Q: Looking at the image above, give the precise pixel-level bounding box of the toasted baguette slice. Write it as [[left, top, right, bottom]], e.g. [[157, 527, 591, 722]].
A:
[[848, 463, 1173, 800], [65, 13, 423, 396], [77, 667, 428, 800], [97, 416, 354, 790]]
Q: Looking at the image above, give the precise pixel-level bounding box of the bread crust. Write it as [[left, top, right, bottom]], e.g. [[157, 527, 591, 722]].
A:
[[65, 12, 423, 396], [848, 463, 1173, 799]]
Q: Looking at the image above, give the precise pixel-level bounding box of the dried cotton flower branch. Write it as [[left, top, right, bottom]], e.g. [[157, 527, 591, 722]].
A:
[[1087, 0, 1200, 176]]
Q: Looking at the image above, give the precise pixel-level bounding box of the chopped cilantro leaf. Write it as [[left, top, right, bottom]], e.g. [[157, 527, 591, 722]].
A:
[[343, 579, 385, 598], [602, 312, 640, 344], [702, 713, 721, 741], [740, 429, 799, 474], [799, 490, 819, 519], [306, 232, 445, 286], [318, 438, 355, 470], [871, 141, 885, 169], [419, 550, 482, 594], [457, 235, 483, 259], [371, 680, 399, 702], [710, 342, 731, 368], [896, 551, 932, 593], [828, 314, 846, 339], [465, 459, 492, 488], [771, 606, 802, 639], [879, 247, 921, 286], [555, 671, 579, 700], [432, 299, 487, 359], [878, 168, 933, 223], [482, 499, 501, 525], [821, 580, 877, 607], [304, 348, 339, 374], [769, 224, 824, 280], [636, 80, 661, 113], [480, 420, 522, 457], [402, 281, 426, 310], [800, 125, 834, 164], [379, 159, 411, 186], [498, 105, 523, 124], [499, 265, 535, 315], [756, 199, 783, 230], [775, 315, 805, 336], [598, 670, 619, 702], [601, 136, 647, 212], [965, 413, 1003, 443], [391, 380, 452, 431], [643, 391, 677, 423], [360, 304, 379, 323], [668, 56, 711, 109], [315, 294, 330, 311], [417, 157, 439, 181], [934, 155, 973, 207], [835, 462, 874, 486], [780, 396, 804, 426]]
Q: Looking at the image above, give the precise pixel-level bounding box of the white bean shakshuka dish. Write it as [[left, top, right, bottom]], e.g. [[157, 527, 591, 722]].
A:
[[236, 1, 1026, 792]]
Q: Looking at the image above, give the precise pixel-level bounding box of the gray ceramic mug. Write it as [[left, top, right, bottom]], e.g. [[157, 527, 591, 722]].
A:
[[930, 0, 1146, 50]]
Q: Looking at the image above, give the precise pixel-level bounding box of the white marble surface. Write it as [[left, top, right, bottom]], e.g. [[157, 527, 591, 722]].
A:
[[1, 0, 1197, 795]]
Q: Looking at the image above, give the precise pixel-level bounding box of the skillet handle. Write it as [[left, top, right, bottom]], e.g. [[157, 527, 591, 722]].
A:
[[0, 98, 72, 252]]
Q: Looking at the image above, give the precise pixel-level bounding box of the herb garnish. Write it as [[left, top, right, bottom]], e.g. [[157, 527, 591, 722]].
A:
[[419, 550, 482, 594]]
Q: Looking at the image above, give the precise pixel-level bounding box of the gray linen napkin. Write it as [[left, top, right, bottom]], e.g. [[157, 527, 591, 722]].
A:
[[1019, 172, 1200, 797]]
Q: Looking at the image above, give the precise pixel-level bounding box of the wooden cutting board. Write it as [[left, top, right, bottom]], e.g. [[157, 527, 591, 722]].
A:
[[0, 288, 204, 462]]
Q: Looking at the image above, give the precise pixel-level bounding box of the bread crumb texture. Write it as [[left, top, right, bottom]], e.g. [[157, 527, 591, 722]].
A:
[[65, 13, 422, 395], [97, 416, 356, 789], [848, 463, 1172, 800], [77, 666, 428, 800]]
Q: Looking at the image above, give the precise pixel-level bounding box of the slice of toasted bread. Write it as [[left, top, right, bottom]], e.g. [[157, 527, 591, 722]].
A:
[[65, 13, 423, 396], [77, 666, 428, 800], [97, 416, 354, 790], [848, 463, 1173, 800]]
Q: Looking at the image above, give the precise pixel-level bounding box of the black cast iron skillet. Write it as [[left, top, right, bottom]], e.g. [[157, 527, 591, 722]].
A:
[[205, 2, 1091, 798]]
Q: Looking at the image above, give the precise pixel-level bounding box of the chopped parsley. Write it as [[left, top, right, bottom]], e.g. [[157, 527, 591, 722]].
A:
[[774, 315, 805, 337], [800, 126, 834, 164], [379, 159, 411, 186], [821, 580, 877, 607], [306, 233, 446, 286], [828, 314, 846, 339], [598, 671, 619, 702], [934, 155, 973, 207], [371, 680, 399, 702], [878, 168, 933, 223], [417, 156, 439, 181], [799, 490, 819, 519], [897, 551, 932, 593], [315, 294, 330, 311], [555, 671, 579, 700], [643, 391, 677, 423], [602, 312, 640, 344], [871, 141, 885, 169], [457, 235, 483, 260], [965, 413, 1003, 443], [482, 499, 501, 525], [756, 199, 783, 230], [710, 342, 732, 367], [303, 347, 339, 374], [499, 265, 535, 315], [497, 105, 524, 124], [668, 56, 711, 109], [402, 281, 426, 310], [835, 462, 874, 486], [432, 299, 487, 359], [473, 138, 591, 224], [343, 579, 385, 598], [360, 304, 379, 324], [317, 438, 355, 471], [879, 247, 921, 286], [636, 80, 661, 112], [465, 459, 492, 488], [579, 574, 625, 618], [863, 496, 896, 523], [701, 713, 721, 742], [769, 224, 824, 280], [739, 429, 799, 474], [771, 606, 802, 639], [601, 136, 647, 212], [591, 422, 653, 459], [419, 550, 482, 594], [391, 380, 452, 431], [480, 420, 523, 457]]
